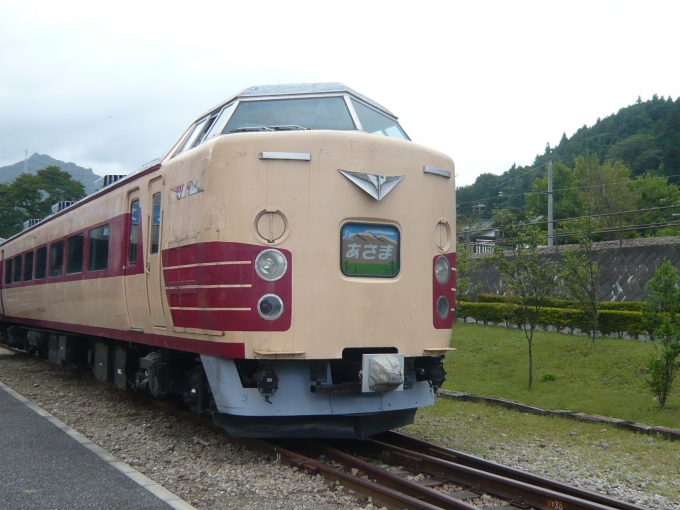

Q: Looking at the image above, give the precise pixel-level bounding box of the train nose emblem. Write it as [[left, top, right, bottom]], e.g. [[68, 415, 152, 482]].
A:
[[338, 169, 405, 201]]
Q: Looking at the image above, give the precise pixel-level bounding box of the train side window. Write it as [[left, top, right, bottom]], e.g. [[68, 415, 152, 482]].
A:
[[35, 247, 47, 279], [192, 113, 219, 148], [150, 193, 161, 255], [23, 251, 34, 281], [4, 258, 12, 284], [128, 200, 140, 264], [13, 255, 22, 283], [49, 241, 64, 277], [206, 103, 236, 140], [88, 225, 110, 271], [67, 234, 85, 274], [176, 118, 208, 156]]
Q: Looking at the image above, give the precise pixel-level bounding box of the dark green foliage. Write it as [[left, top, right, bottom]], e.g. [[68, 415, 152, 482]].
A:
[[459, 96, 680, 221], [0, 166, 86, 239]]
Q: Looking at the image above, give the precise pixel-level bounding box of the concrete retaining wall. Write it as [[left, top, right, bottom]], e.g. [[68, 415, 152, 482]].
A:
[[465, 237, 680, 302]]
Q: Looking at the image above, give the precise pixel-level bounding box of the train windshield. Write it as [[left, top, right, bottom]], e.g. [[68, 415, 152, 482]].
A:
[[223, 97, 355, 133]]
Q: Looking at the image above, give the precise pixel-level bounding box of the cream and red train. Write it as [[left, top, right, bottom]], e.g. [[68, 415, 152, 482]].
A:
[[0, 83, 456, 438]]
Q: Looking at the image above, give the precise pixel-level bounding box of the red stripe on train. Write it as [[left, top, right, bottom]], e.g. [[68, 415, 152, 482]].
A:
[[162, 242, 292, 332]]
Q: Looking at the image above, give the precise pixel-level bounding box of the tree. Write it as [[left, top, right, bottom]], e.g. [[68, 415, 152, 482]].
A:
[[491, 210, 559, 386], [607, 134, 662, 175], [0, 166, 86, 239], [558, 226, 600, 341], [526, 160, 580, 221], [573, 155, 635, 231], [641, 259, 680, 409]]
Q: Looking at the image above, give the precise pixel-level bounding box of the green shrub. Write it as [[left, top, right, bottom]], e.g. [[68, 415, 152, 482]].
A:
[[457, 302, 507, 325], [598, 301, 642, 311], [541, 373, 556, 381], [597, 310, 645, 338], [476, 293, 508, 304], [476, 293, 642, 312], [458, 302, 645, 338]]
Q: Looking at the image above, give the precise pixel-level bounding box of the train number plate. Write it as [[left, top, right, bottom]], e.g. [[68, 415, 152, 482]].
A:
[[340, 223, 399, 278]]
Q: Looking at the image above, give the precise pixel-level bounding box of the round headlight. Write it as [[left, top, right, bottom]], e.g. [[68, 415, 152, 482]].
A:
[[434, 255, 450, 285], [258, 294, 284, 321], [436, 296, 450, 319], [255, 249, 288, 281]]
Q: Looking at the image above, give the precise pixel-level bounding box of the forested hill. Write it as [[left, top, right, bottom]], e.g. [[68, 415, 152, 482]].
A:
[[457, 95, 680, 219], [0, 153, 99, 194]]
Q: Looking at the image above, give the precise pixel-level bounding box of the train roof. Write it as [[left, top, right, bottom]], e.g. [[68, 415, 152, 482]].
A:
[[204, 82, 396, 120]]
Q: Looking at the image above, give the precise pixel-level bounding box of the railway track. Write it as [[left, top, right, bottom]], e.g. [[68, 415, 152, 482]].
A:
[[1, 343, 651, 510], [250, 433, 649, 510]]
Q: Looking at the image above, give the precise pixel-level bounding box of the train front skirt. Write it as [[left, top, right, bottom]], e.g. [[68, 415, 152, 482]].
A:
[[201, 356, 435, 439]]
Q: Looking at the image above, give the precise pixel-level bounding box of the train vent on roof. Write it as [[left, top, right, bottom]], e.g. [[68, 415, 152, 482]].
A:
[[51, 201, 77, 214], [23, 219, 43, 230], [95, 174, 126, 191]]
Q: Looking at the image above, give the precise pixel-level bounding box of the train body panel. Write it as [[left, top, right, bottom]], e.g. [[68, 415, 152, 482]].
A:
[[1, 83, 455, 437]]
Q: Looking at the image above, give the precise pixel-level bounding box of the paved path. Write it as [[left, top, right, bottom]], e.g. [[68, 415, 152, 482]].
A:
[[0, 382, 194, 510]]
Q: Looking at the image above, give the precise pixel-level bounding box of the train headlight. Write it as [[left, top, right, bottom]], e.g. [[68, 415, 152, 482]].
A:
[[255, 249, 288, 281], [258, 294, 284, 320], [436, 296, 449, 319], [434, 255, 450, 285]]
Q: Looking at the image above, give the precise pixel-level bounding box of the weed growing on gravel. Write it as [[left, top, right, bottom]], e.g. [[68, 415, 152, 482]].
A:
[[444, 323, 680, 428]]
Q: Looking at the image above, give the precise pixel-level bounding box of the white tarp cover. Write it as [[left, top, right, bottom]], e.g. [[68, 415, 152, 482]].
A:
[[368, 354, 404, 392]]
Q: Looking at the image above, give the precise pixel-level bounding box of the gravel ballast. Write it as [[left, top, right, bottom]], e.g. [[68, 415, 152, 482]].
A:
[[1, 345, 677, 509]]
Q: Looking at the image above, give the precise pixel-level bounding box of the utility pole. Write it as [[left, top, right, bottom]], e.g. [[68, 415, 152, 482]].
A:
[[547, 160, 554, 247]]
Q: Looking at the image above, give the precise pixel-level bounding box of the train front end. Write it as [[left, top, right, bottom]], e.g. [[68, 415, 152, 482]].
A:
[[164, 84, 455, 438]]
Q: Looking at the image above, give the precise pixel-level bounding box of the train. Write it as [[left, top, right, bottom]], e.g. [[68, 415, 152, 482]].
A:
[[0, 83, 456, 438]]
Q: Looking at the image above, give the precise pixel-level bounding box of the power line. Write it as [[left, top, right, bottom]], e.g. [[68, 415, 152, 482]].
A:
[[458, 173, 680, 207], [492, 162, 547, 189]]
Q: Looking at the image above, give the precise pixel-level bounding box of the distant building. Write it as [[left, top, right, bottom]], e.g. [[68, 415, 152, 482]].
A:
[[459, 221, 501, 253]]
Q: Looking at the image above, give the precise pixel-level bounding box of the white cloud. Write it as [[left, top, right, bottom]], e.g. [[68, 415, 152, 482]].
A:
[[0, 0, 678, 185]]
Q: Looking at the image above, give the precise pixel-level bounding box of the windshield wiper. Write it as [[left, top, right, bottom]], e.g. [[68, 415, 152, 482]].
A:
[[268, 125, 310, 131], [230, 126, 274, 133]]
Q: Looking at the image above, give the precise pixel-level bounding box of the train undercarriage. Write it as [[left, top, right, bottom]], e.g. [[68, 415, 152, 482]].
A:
[[1, 324, 446, 439]]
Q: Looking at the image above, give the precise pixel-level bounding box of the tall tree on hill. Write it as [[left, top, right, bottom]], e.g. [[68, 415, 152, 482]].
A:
[[0, 166, 85, 239], [573, 155, 635, 230]]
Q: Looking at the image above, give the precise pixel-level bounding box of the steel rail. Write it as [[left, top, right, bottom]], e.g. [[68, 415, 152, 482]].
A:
[[360, 434, 646, 510], [380, 431, 644, 510], [241, 439, 444, 510], [303, 440, 478, 510], [377, 431, 646, 510]]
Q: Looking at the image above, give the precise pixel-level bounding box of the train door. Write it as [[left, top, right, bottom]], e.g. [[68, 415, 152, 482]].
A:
[[124, 189, 148, 330], [147, 177, 167, 328]]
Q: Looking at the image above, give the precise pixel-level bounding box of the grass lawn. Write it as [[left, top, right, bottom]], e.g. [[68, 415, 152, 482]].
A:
[[443, 322, 680, 429]]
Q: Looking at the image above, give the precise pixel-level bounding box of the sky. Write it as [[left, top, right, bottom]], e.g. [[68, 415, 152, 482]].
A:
[[1, 0, 678, 187]]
